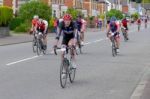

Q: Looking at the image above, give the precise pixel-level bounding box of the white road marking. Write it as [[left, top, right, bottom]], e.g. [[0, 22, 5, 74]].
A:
[[6, 55, 41, 66]]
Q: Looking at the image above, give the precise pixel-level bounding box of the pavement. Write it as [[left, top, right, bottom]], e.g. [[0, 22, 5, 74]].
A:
[[0, 28, 103, 46], [0, 24, 150, 99]]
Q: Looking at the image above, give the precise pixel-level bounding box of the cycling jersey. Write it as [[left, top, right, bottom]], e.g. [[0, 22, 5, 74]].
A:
[[37, 21, 45, 32], [122, 19, 128, 27], [76, 19, 83, 32], [109, 22, 118, 32], [32, 19, 38, 27], [137, 19, 141, 24], [56, 21, 77, 45]]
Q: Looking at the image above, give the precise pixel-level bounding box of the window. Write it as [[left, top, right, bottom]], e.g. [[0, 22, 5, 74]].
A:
[[0, 0, 3, 6]]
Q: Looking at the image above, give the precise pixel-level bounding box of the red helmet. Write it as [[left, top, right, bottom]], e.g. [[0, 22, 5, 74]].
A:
[[63, 14, 72, 21]]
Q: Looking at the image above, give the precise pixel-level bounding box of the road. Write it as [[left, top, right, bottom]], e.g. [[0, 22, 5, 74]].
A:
[[0, 24, 150, 99]]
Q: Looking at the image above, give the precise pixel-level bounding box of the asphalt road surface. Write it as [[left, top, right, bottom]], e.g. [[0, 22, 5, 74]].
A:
[[0, 24, 150, 99]]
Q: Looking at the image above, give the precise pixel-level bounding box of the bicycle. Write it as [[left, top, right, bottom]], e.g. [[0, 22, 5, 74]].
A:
[[34, 31, 47, 55], [109, 32, 118, 57], [138, 24, 141, 31], [76, 31, 83, 54], [32, 31, 37, 53], [145, 23, 147, 29], [121, 27, 128, 42], [55, 46, 76, 88]]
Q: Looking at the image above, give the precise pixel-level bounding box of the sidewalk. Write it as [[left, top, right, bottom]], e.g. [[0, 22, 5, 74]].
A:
[[0, 32, 57, 46], [0, 33, 32, 46], [0, 28, 105, 46], [141, 77, 150, 99]]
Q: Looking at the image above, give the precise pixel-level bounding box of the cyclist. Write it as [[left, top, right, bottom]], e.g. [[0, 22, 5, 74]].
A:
[[30, 15, 39, 34], [144, 15, 148, 28], [107, 16, 120, 53], [137, 18, 141, 32], [121, 17, 129, 40], [54, 14, 78, 69], [76, 15, 84, 45], [36, 18, 48, 50]]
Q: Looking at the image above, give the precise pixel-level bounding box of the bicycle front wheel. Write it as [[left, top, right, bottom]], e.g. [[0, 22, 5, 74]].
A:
[[112, 40, 117, 57], [32, 38, 36, 53], [60, 58, 69, 88], [36, 39, 42, 55], [69, 64, 76, 83]]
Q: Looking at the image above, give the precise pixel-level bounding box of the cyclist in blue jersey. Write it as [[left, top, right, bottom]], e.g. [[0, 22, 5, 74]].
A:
[[107, 16, 120, 53]]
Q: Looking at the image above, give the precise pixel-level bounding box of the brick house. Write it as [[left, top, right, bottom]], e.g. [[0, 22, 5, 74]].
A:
[[1, 0, 110, 17]]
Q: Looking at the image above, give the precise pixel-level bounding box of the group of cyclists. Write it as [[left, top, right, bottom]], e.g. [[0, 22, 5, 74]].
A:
[[31, 15, 48, 50], [30, 14, 87, 69], [30, 13, 149, 68]]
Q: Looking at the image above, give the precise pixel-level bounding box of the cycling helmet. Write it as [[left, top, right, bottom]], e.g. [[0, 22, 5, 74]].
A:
[[33, 15, 39, 19], [110, 16, 117, 22], [63, 14, 72, 21]]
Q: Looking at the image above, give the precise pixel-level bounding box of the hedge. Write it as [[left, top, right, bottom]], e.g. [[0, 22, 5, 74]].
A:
[[9, 17, 24, 30], [0, 6, 13, 26]]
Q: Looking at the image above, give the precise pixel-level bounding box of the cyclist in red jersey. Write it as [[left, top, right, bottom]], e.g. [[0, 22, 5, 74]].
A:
[[30, 15, 39, 34], [137, 18, 141, 32], [36, 19, 48, 49], [121, 18, 129, 40]]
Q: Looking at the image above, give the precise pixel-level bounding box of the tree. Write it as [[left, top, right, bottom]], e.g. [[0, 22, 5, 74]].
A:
[[18, 1, 52, 21], [66, 8, 81, 20], [131, 12, 139, 20], [106, 9, 123, 20], [142, 0, 150, 3]]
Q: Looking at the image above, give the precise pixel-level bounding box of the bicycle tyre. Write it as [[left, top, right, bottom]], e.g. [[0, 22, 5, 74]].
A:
[[32, 38, 36, 53], [60, 58, 69, 88], [69, 60, 76, 83]]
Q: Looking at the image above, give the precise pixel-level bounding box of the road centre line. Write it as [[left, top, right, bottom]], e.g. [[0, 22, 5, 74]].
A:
[[6, 55, 40, 66]]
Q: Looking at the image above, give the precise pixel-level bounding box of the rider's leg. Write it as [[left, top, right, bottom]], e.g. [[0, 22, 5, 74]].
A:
[[81, 32, 84, 42], [115, 34, 120, 52], [68, 38, 77, 68]]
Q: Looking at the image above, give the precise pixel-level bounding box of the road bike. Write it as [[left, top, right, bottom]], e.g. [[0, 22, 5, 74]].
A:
[[32, 31, 47, 55], [54, 46, 76, 88], [121, 27, 128, 42]]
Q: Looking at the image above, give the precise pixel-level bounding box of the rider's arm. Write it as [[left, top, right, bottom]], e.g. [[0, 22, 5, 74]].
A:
[[44, 20, 48, 33], [73, 22, 78, 39], [116, 23, 120, 33], [106, 24, 110, 33], [55, 23, 62, 46]]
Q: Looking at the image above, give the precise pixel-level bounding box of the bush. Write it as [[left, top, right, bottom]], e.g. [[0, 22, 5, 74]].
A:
[[106, 9, 123, 20], [9, 17, 24, 30], [18, 1, 52, 21], [14, 21, 31, 33], [0, 6, 13, 26], [131, 13, 139, 21], [49, 17, 54, 30], [89, 16, 94, 21]]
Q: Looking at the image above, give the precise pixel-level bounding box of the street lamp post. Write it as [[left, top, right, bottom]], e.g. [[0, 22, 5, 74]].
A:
[[104, 0, 107, 28]]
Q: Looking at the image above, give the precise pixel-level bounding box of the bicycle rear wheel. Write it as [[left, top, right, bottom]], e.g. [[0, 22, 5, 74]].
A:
[[123, 32, 127, 42], [60, 58, 69, 88], [78, 42, 82, 54]]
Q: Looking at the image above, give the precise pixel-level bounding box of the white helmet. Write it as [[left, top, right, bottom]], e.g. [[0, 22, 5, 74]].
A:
[[38, 18, 43, 23], [33, 15, 39, 19]]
